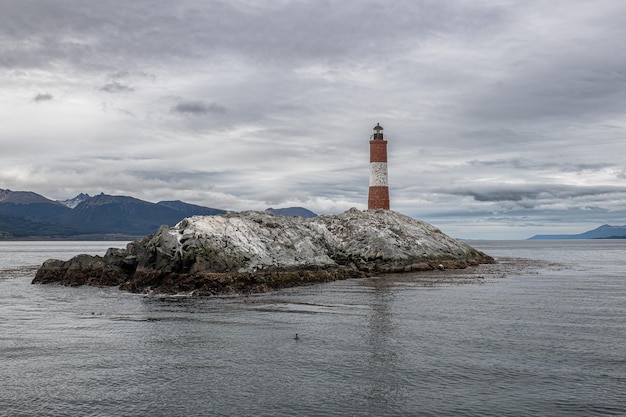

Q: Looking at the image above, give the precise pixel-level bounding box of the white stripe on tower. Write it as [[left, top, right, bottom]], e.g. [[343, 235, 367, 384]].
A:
[[369, 162, 388, 187]]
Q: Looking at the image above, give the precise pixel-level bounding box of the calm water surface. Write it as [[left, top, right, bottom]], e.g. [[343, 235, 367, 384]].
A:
[[0, 240, 625, 416]]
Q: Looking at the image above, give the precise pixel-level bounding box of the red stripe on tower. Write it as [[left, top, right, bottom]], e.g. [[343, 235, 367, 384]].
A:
[[368, 123, 390, 210]]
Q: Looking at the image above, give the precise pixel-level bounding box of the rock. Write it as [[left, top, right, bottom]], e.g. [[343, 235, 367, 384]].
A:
[[35, 254, 129, 287], [33, 209, 494, 295]]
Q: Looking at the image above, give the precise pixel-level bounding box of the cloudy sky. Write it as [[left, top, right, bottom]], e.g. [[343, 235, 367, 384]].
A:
[[2, 0, 626, 239]]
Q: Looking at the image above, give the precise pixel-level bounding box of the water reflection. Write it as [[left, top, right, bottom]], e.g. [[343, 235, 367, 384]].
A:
[[364, 277, 404, 409]]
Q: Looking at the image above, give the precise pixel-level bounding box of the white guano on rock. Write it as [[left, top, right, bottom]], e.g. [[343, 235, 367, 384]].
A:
[[164, 208, 482, 272]]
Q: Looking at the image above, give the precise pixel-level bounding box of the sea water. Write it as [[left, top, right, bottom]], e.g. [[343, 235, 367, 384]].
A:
[[0, 240, 624, 416]]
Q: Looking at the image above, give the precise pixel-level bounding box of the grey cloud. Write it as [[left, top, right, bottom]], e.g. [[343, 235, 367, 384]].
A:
[[108, 70, 156, 82], [33, 92, 53, 101], [110, 71, 130, 79], [447, 184, 626, 203], [462, 49, 626, 124], [467, 159, 614, 173], [100, 81, 134, 93], [468, 159, 537, 169], [0, 1, 510, 72], [558, 163, 616, 174], [467, 190, 535, 203], [130, 169, 226, 184], [171, 101, 227, 115]]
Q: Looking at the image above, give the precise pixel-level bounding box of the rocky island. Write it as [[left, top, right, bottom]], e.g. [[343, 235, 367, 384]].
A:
[[33, 208, 494, 296]]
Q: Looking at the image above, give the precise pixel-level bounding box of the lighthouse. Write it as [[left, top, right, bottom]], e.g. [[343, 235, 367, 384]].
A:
[[368, 123, 390, 210]]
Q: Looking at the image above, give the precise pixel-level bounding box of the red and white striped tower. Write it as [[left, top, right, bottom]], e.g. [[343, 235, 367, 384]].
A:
[[368, 123, 390, 210]]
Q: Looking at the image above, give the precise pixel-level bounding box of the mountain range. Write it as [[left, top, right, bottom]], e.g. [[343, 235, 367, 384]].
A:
[[0, 189, 316, 239], [529, 224, 626, 240]]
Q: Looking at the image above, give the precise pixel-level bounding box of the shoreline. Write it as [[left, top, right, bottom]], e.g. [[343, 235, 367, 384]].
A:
[[33, 254, 495, 297], [11, 256, 556, 297]]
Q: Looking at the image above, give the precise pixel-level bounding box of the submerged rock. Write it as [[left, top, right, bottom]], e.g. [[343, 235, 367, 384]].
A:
[[33, 209, 494, 295]]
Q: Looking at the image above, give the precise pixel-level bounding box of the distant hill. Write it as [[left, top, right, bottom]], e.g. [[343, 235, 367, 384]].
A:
[[0, 212, 84, 238], [0, 188, 317, 239], [0, 190, 227, 238], [157, 200, 226, 217], [266, 207, 317, 218], [529, 224, 626, 240], [0, 189, 72, 237], [60, 193, 186, 236], [0, 188, 70, 219], [1, 188, 58, 204]]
